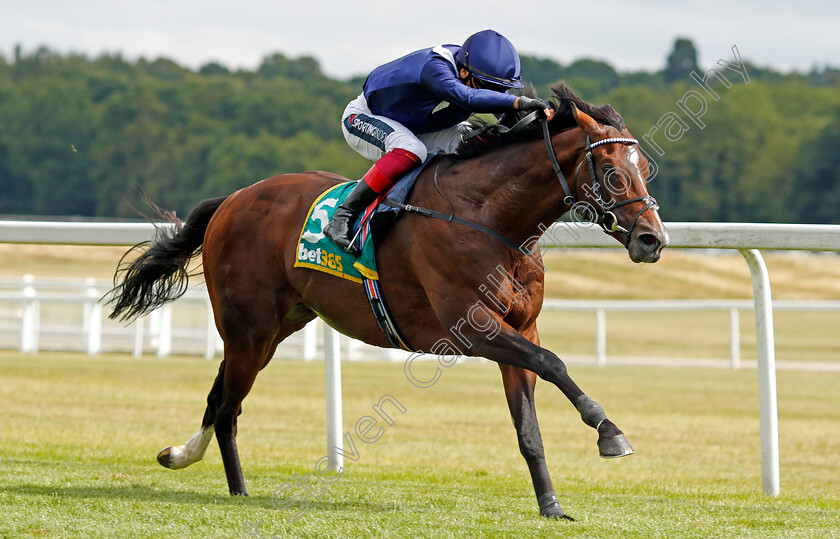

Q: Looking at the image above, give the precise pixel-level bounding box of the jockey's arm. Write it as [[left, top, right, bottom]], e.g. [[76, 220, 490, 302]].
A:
[[420, 57, 517, 113], [421, 57, 555, 120]]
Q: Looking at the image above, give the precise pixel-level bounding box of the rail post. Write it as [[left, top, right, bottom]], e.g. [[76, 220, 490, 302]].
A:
[[84, 278, 102, 356], [133, 317, 144, 359], [156, 305, 172, 358], [595, 308, 607, 367], [729, 307, 741, 369], [20, 274, 39, 354], [740, 249, 780, 496], [324, 325, 343, 472], [302, 320, 317, 361]]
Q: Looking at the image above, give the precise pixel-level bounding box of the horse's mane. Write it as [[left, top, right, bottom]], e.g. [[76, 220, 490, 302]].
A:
[[455, 82, 625, 158]]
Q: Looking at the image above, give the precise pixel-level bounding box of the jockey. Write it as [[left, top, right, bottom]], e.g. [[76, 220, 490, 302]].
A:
[[324, 29, 555, 255]]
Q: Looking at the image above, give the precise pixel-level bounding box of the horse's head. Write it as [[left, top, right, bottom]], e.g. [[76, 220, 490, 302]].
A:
[[567, 103, 668, 263]]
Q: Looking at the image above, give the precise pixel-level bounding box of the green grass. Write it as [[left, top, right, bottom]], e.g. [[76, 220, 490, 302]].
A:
[[1, 352, 839, 538]]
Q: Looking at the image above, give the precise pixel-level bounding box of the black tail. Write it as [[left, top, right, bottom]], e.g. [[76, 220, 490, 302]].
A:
[[107, 196, 228, 322]]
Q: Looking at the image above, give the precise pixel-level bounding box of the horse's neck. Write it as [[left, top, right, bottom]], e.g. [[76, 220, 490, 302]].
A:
[[441, 128, 583, 245]]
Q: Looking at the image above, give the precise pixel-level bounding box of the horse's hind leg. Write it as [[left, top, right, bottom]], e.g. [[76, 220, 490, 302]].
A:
[[156, 362, 223, 470], [212, 337, 270, 495], [156, 336, 267, 495], [206, 304, 314, 496], [157, 300, 314, 496], [157, 350, 262, 494]]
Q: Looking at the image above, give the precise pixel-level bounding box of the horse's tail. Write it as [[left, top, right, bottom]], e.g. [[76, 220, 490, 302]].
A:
[[107, 196, 228, 322]]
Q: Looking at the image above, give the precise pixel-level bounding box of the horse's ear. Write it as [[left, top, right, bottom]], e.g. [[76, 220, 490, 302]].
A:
[[570, 102, 600, 134]]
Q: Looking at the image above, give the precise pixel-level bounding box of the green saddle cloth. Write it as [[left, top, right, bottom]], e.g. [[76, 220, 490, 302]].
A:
[[294, 181, 378, 283]]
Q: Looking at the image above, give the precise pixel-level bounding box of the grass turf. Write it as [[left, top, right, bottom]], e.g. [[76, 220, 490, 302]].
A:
[[1, 352, 838, 538]]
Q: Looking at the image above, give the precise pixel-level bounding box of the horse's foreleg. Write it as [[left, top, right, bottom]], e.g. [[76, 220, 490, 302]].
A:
[[576, 397, 635, 459], [499, 363, 573, 520], [469, 321, 634, 459]]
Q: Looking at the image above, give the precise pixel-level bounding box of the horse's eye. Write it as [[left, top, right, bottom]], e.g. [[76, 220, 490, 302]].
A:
[[601, 164, 613, 174]]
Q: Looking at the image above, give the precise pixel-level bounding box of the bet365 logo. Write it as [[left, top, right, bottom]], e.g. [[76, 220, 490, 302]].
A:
[[297, 245, 343, 272]]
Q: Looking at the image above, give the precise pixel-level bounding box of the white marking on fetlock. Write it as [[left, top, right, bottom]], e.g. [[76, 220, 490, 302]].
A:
[[164, 426, 215, 469]]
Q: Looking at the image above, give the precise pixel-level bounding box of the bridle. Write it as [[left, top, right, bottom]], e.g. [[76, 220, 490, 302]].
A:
[[382, 114, 660, 257], [540, 119, 659, 239]]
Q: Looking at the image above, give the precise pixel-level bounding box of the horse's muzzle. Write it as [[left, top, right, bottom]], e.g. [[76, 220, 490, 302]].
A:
[[628, 223, 668, 263]]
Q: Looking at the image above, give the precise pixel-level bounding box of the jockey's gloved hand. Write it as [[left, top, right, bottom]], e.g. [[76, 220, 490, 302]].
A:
[[517, 97, 553, 114]]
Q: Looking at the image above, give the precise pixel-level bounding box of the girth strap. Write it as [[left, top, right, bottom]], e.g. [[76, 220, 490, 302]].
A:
[[363, 277, 413, 351]]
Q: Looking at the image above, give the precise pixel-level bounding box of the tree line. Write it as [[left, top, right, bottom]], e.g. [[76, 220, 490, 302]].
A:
[[0, 40, 838, 223]]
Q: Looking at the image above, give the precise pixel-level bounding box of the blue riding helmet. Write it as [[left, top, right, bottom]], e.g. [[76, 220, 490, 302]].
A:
[[455, 30, 524, 89]]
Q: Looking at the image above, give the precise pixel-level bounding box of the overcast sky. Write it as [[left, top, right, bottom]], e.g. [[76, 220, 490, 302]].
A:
[[2, 0, 838, 79]]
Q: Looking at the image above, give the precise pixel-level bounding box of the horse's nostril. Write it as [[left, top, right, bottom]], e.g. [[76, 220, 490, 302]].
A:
[[638, 233, 659, 250]]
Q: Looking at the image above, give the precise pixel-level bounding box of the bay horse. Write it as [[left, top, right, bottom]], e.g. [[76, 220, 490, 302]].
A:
[[108, 83, 668, 520]]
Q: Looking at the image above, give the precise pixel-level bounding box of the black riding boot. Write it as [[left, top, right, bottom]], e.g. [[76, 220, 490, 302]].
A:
[[323, 180, 379, 256]]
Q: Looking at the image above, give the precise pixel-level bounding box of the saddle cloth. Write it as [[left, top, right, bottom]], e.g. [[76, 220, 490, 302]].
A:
[[293, 158, 433, 283]]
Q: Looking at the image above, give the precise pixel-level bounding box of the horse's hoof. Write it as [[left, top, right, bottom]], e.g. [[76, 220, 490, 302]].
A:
[[538, 490, 575, 521], [158, 446, 172, 469], [541, 507, 575, 521], [598, 433, 635, 458]]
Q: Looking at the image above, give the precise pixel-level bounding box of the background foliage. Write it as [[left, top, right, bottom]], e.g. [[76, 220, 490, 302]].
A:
[[0, 39, 838, 221]]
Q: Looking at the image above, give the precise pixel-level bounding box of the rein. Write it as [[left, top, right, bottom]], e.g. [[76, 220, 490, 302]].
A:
[[382, 164, 537, 256], [460, 111, 540, 143], [383, 112, 543, 256]]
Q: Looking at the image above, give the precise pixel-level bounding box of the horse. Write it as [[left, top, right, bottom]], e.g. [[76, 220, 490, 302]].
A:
[[108, 82, 668, 520]]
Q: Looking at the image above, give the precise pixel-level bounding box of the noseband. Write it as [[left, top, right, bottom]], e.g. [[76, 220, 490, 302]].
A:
[[540, 119, 659, 238]]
